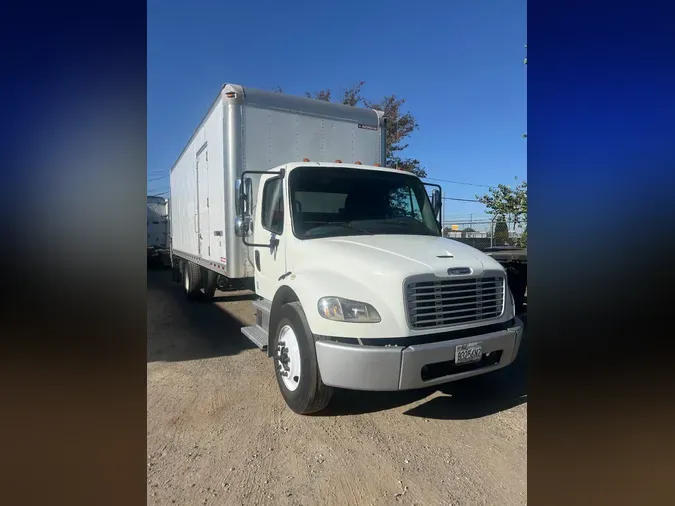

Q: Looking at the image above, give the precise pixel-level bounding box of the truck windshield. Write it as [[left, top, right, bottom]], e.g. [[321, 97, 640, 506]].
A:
[[289, 166, 441, 239]]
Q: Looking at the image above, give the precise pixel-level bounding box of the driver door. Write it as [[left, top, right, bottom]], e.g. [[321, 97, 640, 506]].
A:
[[253, 175, 287, 300]]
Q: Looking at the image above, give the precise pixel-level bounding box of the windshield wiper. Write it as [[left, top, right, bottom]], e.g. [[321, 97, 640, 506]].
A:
[[325, 221, 373, 234], [374, 218, 438, 235], [307, 221, 373, 235], [375, 217, 423, 227]]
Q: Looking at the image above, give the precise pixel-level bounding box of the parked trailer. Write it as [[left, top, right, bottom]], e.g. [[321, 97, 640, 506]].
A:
[[169, 84, 523, 414], [484, 247, 527, 314], [147, 195, 170, 266]]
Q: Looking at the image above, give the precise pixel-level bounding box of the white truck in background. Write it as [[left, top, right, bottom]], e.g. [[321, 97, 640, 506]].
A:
[[169, 84, 523, 414], [147, 195, 170, 266]]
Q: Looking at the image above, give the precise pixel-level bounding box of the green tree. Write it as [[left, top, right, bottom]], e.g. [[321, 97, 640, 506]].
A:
[[303, 82, 426, 178], [476, 177, 527, 246], [493, 217, 510, 246]]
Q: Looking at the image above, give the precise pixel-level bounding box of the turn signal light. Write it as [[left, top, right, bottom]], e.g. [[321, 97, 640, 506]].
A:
[[335, 159, 342, 163], [354, 161, 362, 165], [303, 158, 310, 162], [225, 92, 236, 98], [374, 163, 381, 167]]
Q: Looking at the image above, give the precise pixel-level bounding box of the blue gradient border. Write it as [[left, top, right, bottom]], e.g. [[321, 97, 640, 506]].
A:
[[529, 1, 675, 505], [0, 1, 148, 505]]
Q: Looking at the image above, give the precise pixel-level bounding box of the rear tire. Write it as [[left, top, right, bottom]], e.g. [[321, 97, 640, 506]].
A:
[[272, 302, 333, 415], [201, 269, 218, 302], [171, 260, 181, 282], [183, 261, 201, 301]]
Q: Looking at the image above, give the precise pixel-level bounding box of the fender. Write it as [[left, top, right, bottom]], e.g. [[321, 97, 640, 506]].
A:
[[271, 268, 407, 340], [267, 285, 301, 357]]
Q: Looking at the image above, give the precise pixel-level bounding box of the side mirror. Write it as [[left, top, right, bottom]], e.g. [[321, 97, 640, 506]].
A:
[[237, 179, 246, 216], [235, 179, 242, 216], [236, 177, 254, 216], [235, 177, 253, 237], [234, 216, 250, 237], [431, 189, 442, 219]]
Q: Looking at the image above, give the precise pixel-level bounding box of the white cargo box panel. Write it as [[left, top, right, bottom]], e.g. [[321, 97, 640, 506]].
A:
[[169, 83, 386, 279]]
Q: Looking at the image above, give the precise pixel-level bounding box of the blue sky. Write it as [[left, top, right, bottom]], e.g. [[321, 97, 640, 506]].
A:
[[148, 0, 526, 224]]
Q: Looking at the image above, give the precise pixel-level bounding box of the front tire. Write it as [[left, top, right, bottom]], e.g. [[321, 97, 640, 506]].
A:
[[272, 302, 333, 414]]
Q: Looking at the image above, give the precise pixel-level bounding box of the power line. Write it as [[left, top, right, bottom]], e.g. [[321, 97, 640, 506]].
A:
[[147, 175, 169, 183], [425, 177, 492, 188]]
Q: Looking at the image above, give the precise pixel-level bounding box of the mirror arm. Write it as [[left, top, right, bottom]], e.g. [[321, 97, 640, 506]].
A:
[[243, 238, 277, 248], [423, 181, 443, 232]]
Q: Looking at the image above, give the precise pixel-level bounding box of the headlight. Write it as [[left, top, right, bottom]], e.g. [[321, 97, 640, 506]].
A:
[[317, 297, 381, 323], [510, 288, 516, 316]]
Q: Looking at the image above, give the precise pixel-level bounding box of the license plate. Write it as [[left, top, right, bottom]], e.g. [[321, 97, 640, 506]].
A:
[[455, 342, 483, 364]]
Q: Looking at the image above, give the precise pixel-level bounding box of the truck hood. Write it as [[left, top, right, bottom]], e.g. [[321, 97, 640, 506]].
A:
[[294, 234, 501, 278], [288, 234, 510, 340]]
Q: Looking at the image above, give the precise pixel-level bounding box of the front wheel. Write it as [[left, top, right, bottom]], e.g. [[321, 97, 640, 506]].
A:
[[272, 302, 333, 414]]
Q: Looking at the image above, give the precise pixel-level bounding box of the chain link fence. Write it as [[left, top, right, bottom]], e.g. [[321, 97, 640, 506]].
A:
[[441, 217, 527, 250]]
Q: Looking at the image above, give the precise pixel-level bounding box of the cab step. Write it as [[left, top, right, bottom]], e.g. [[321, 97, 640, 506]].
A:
[[241, 324, 268, 351], [252, 298, 272, 331]]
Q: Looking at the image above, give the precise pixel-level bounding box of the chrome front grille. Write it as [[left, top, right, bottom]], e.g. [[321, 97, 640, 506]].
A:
[[406, 276, 505, 329]]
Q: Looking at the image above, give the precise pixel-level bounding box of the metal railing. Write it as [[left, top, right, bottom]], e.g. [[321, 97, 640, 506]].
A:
[[441, 217, 527, 249]]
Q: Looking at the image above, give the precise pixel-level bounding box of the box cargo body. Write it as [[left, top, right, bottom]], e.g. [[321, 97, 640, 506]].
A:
[[169, 84, 386, 279]]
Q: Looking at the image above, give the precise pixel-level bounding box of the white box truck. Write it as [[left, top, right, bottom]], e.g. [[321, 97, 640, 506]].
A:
[[147, 195, 170, 265], [169, 84, 523, 414]]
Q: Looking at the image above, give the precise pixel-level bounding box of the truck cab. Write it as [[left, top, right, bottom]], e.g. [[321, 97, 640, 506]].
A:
[[237, 161, 523, 414]]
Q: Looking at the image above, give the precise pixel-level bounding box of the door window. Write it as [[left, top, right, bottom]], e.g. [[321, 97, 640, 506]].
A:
[[261, 178, 284, 234]]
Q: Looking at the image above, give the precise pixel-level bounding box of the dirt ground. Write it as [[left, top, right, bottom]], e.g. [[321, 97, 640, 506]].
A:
[[147, 269, 527, 506]]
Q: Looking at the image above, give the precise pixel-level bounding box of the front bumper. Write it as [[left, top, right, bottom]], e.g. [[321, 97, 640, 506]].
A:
[[314, 317, 524, 391]]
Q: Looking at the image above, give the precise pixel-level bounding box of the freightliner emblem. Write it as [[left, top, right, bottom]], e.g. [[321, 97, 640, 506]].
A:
[[447, 267, 471, 275]]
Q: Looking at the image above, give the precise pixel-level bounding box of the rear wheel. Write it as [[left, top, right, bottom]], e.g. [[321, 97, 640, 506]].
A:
[[183, 261, 201, 301], [171, 259, 181, 282], [272, 302, 333, 414], [201, 269, 218, 302]]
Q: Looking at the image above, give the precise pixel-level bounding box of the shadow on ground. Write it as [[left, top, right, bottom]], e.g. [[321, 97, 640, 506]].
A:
[[147, 269, 257, 363], [320, 315, 528, 420], [212, 293, 258, 303]]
